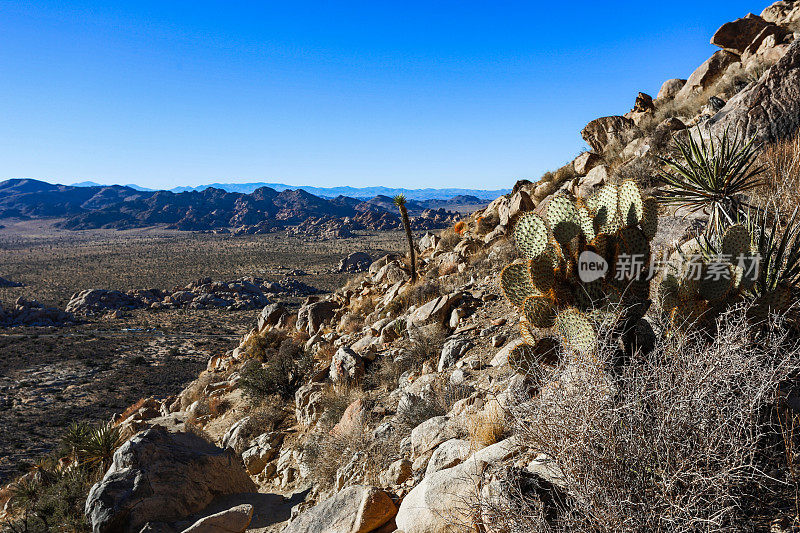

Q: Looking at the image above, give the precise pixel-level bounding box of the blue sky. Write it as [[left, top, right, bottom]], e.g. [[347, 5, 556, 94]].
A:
[[0, 1, 770, 190]]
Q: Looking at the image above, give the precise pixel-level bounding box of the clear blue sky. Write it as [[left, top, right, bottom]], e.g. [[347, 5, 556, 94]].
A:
[[0, 0, 771, 190]]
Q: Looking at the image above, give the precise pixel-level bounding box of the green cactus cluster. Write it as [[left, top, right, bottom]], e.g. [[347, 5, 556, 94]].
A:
[[659, 223, 785, 327], [501, 180, 657, 373]]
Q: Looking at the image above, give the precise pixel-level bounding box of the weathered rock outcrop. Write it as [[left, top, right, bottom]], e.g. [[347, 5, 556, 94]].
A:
[[0, 297, 75, 327], [711, 13, 789, 54], [709, 40, 800, 142], [675, 50, 740, 100], [281, 485, 397, 533], [580, 116, 637, 152], [85, 428, 256, 533]]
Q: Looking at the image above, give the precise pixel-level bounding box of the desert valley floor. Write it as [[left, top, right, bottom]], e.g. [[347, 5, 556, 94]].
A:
[[0, 220, 407, 484]]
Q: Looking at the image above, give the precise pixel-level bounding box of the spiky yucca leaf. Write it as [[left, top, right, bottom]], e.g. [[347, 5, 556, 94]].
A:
[[657, 127, 764, 236]]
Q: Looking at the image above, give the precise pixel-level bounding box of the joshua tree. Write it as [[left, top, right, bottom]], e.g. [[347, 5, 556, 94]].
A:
[[393, 194, 418, 283]]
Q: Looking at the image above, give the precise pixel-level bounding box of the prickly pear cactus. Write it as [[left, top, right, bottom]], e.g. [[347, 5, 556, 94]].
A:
[[501, 181, 656, 373], [658, 223, 759, 328]]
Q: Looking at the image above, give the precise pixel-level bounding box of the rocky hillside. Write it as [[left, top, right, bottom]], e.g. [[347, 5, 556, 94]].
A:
[[4, 2, 800, 532], [0, 179, 463, 234]]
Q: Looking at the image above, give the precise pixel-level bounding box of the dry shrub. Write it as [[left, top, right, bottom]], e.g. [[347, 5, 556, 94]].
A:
[[242, 328, 287, 362], [303, 386, 400, 491], [339, 312, 365, 335], [477, 213, 499, 235], [208, 396, 231, 417], [468, 400, 507, 449], [247, 396, 288, 433], [757, 134, 800, 212], [115, 397, 149, 423], [490, 311, 800, 532], [438, 260, 459, 276], [180, 371, 215, 409], [348, 295, 376, 318], [438, 228, 461, 252]]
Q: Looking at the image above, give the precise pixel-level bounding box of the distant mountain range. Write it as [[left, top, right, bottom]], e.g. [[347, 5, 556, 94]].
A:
[[0, 179, 500, 234], [70, 181, 509, 200]]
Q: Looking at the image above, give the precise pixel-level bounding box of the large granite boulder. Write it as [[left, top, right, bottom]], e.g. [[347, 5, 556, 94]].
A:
[[85, 428, 256, 533], [675, 50, 740, 100], [581, 116, 637, 153], [282, 485, 397, 533], [709, 40, 800, 143], [710, 13, 788, 54]]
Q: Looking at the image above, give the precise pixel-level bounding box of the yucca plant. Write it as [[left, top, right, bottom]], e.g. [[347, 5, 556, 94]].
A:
[[393, 194, 418, 283], [742, 202, 800, 321], [81, 423, 122, 473], [62, 421, 92, 461], [657, 127, 765, 237]]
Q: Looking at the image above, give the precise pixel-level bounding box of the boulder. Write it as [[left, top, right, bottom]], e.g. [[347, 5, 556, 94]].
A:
[[581, 116, 637, 153], [572, 152, 601, 175], [332, 398, 366, 436], [710, 13, 787, 54], [656, 78, 687, 101], [574, 165, 607, 198], [220, 417, 252, 455], [419, 232, 439, 251], [709, 40, 800, 143], [410, 416, 455, 459], [241, 433, 282, 476], [498, 190, 534, 227], [295, 382, 327, 427], [425, 438, 473, 476], [329, 346, 365, 384], [379, 458, 413, 487], [762, 0, 800, 27], [675, 50, 740, 100], [257, 303, 288, 331], [742, 29, 792, 68], [84, 428, 256, 533], [302, 300, 340, 336], [408, 292, 462, 327], [395, 439, 521, 533], [282, 485, 397, 533], [338, 252, 373, 273], [181, 504, 254, 533], [490, 338, 525, 367], [632, 91, 655, 113], [375, 262, 410, 285], [437, 337, 474, 372]]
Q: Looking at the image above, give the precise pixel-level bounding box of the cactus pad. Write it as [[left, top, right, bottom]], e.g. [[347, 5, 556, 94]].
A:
[[501, 261, 536, 308], [698, 263, 733, 303], [640, 197, 659, 240], [514, 212, 548, 259], [577, 206, 596, 241], [520, 320, 537, 345], [555, 308, 596, 354], [529, 254, 555, 293], [618, 180, 644, 228], [547, 195, 582, 246], [523, 295, 556, 328], [721, 224, 751, 260], [591, 184, 620, 234]]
